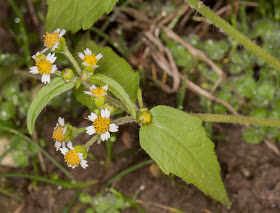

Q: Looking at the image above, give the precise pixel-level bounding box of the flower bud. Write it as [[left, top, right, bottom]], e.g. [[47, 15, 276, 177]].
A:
[[34, 54, 46, 63], [62, 68, 74, 82], [138, 110, 152, 125], [104, 103, 115, 113], [74, 145, 88, 159], [93, 96, 105, 107]]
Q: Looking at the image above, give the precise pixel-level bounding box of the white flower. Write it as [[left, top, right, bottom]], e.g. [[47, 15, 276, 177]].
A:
[[52, 117, 67, 151], [84, 84, 108, 98], [86, 108, 118, 141], [29, 53, 57, 84], [60, 142, 88, 169], [43, 28, 66, 52], [78, 48, 103, 68]]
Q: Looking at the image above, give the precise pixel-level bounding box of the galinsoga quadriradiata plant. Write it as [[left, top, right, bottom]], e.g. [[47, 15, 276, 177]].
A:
[[26, 0, 280, 207]]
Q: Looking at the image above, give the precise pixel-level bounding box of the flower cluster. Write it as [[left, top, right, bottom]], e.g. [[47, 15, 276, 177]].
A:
[[29, 29, 102, 84], [52, 107, 118, 169]]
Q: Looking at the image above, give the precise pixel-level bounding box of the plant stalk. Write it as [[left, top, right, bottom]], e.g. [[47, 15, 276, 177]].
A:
[[113, 116, 137, 126], [193, 113, 280, 128], [84, 135, 99, 150], [63, 46, 82, 75], [184, 0, 280, 71]]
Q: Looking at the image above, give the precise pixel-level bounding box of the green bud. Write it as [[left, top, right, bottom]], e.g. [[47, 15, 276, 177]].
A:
[[138, 110, 152, 125], [62, 68, 74, 82], [93, 109, 101, 116], [81, 71, 88, 81], [34, 54, 46, 63], [104, 103, 115, 113], [74, 145, 88, 159], [93, 96, 105, 107]]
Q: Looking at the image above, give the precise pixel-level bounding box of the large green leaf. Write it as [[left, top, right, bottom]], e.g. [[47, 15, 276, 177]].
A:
[[27, 77, 75, 134], [45, 0, 118, 33], [89, 74, 136, 118], [139, 106, 230, 205], [75, 33, 139, 102]]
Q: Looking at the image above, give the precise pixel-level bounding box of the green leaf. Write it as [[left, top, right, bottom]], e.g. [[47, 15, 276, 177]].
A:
[[45, 0, 118, 33], [89, 74, 136, 118], [139, 106, 230, 205], [27, 77, 75, 134], [75, 33, 139, 102]]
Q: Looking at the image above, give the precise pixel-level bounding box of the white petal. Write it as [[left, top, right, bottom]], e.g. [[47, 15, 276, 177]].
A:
[[93, 65, 99, 68], [82, 62, 90, 67], [32, 52, 40, 59], [101, 131, 110, 141], [103, 84, 108, 91], [62, 141, 66, 148], [46, 53, 56, 63], [52, 42, 59, 50], [90, 84, 97, 90], [78, 153, 84, 160], [101, 108, 110, 118], [41, 48, 48, 53], [84, 91, 92, 96], [86, 126, 96, 135], [80, 160, 88, 169], [67, 141, 74, 150], [96, 53, 103, 60], [78, 52, 85, 60], [84, 48, 92, 55], [55, 141, 62, 151], [29, 66, 39, 74], [63, 126, 67, 135], [59, 29, 66, 37], [54, 28, 60, 33], [41, 74, 50, 84], [51, 65, 57, 73], [60, 147, 69, 155], [88, 112, 98, 122], [58, 117, 64, 126], [109, 123, 118, 132]]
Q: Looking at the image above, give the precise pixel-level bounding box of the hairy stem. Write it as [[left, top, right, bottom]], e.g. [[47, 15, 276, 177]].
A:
[[106, 95, 129, 113], [63, 46, 82, 75], [113, 116, 137, 125], [73, 127, 86, 136], [84, 135, 99, 151], [193, 113, 280, 128], [184, 0, 280, 71]]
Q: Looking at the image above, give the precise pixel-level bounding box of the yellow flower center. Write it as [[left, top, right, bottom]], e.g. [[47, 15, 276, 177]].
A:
[[142, 113, 151, 123], [93, 116, 111, 134], [44, 32, 60, 48], [52, 126, 65, 142], [65, 150, 81, 167], [36, 59, 52, 74], [83, 54, 97, 67], [92, 87, 106, 97]]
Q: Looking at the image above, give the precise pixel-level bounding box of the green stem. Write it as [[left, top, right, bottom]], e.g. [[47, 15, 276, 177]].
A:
[[113, 116, 137, 126], [105, 140, 113, 168], [137, 89, 144, 108], [8, 0, 31, 67], [105, 159, 154, 187], [63, 46, 82, 75], [73, 127, 86, 136], [0, 188, 21, 201], [184, 0, 280, 71], [84, 135, 99, 151], [0, 124, 75, 180], [0, 173, 97, 189], [193, 113, 280, 127]]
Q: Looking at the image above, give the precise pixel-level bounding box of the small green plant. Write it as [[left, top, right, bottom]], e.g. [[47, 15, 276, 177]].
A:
[[24, 0, 280, 207]]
